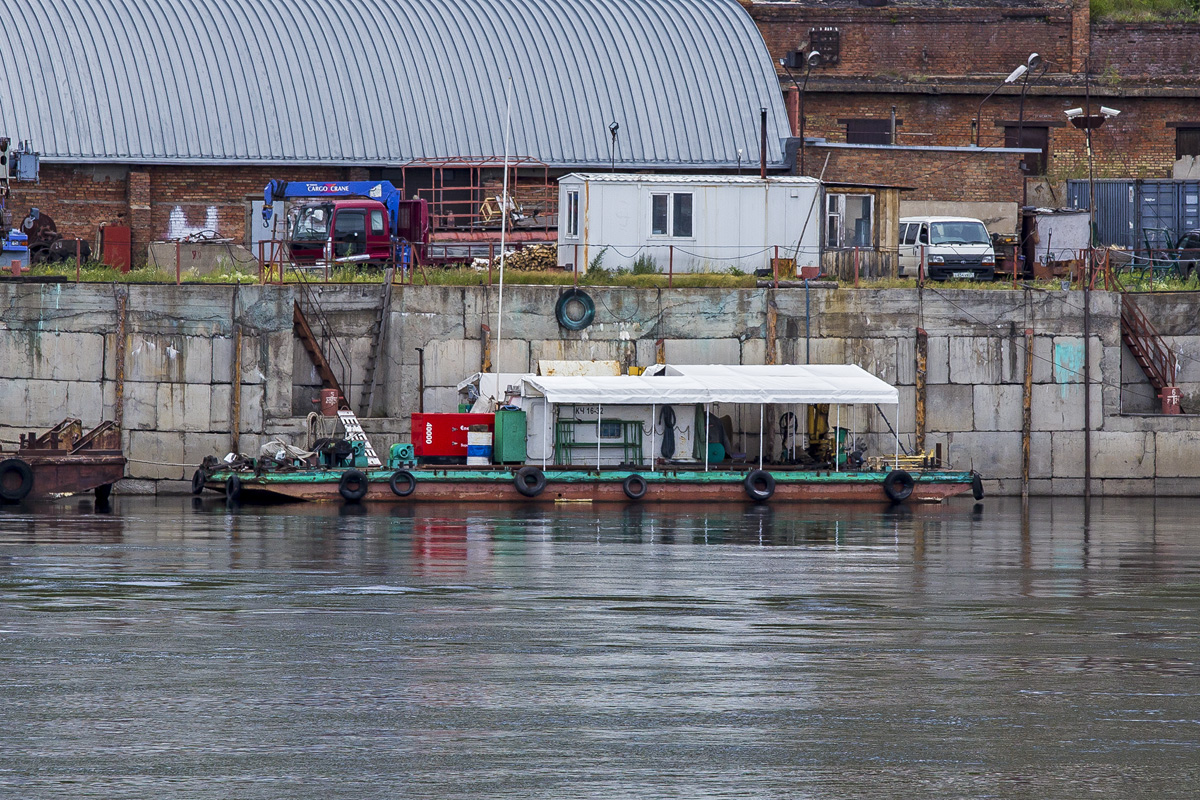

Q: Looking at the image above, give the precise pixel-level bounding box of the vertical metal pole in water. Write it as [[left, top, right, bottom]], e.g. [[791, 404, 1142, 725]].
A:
[[544, 400, 550, 469], [759, 404, 764, 470], [596, 404, 602, 471]]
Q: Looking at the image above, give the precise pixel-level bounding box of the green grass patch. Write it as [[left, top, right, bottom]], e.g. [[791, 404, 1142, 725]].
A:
[[1091, 0, 1198, 21]]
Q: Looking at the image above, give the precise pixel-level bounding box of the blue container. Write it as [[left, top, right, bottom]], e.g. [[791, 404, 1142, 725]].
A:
[[2, 230, 29, 271]]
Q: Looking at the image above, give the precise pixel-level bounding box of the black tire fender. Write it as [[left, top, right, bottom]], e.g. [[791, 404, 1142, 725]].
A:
[[971, 471, 985, 501], [514, 465, 547, 497], [225, 474, 242, 503], [554, 288, 595, 331], [191, 468, 206, 495], [622, 474, 648, 500], [883, 469, 915, 503], [94, 483, 113, 504], [0, 458, 34, 501], [744, 469, 775, 501], [339, 469, 369, 502], [389, 470, 416, 497]]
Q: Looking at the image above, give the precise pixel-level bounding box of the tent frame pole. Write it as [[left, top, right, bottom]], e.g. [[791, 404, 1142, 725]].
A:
[[759, 404, 764, 470]]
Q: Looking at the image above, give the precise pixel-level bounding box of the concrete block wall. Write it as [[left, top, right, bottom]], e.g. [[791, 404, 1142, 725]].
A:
[[4, 282, 1200, 495]]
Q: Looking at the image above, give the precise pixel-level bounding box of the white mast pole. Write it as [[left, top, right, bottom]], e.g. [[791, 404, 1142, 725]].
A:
[[494, 77, 514, 392]]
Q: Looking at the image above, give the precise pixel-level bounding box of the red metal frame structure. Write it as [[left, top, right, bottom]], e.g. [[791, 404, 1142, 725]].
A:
[[398, 155, 557, 238]]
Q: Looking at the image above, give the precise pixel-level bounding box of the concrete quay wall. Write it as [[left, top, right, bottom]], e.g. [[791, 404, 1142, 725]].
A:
[[1, 281, 1196, 496]]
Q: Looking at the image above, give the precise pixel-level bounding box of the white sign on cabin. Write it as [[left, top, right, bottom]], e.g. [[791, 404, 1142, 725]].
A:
[[556, 173, 823, 275]]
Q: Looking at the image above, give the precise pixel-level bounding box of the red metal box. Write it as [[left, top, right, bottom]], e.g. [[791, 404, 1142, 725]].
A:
[[411, 413, 495, 457]]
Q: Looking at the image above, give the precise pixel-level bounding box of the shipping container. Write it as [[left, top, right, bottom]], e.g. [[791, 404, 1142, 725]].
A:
[[1067, 179, 1200, 248]]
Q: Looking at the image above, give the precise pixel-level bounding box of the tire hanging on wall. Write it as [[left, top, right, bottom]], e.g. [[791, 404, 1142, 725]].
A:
[[514, 465, 547, 497], [555, 288, 595, 331], [971, 471, 985, 501], [0, 458, 34, 501], [883, 469, 915, 503], [191, 468, 207, 495], [622, 474, 648, 500], [744, 469, 775, 501], [339, 469, 369, 502]]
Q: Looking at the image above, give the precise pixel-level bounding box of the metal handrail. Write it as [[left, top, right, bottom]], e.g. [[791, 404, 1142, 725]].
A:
[[1120, 293, 1177, 389]]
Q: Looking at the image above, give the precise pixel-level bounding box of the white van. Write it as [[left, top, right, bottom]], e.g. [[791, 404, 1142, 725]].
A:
[[898, 216, 996, 281]]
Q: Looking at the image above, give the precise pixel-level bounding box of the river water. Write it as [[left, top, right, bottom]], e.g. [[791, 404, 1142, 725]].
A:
[[1, 495, 1198, 799]]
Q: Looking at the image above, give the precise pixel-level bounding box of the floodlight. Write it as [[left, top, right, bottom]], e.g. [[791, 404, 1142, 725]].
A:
[[1004, 64, 1028, 84]]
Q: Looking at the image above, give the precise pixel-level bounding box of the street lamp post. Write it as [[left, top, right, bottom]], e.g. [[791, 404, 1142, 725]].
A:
[[1065, 81, 1120, 505], [974, 53, 1046, 148], [780, 50, 822, 174]]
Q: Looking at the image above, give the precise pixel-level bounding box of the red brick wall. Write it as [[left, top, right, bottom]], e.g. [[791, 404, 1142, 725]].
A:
[[10, 164, 351, 264], [1090, 23, 1200, 79], [751, 2, 1076, 78], [803, 92, 1190, 183], [801, 143, 1026, 203]]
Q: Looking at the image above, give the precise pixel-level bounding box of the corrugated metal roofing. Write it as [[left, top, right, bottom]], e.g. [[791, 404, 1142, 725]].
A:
[[1, 0, 791, 169], [565, 173, 821, 185]]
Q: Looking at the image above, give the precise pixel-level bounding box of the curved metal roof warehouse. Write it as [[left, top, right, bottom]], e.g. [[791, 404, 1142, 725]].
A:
[[1, 0, 791, 169]]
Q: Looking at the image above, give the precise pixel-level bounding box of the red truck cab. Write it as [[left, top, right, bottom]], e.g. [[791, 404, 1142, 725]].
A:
[[288, 198, 428, 265]]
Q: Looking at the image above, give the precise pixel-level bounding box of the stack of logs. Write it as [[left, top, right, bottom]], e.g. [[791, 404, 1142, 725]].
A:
[[492, 243, 556, 271]]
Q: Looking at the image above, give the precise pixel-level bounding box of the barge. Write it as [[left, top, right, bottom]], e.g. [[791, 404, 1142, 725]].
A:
[[194, 365, 984, 506], [0, 418, 126, 503]]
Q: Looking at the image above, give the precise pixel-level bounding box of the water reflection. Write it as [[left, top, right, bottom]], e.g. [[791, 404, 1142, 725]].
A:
[[1, 495, 1198, 798]]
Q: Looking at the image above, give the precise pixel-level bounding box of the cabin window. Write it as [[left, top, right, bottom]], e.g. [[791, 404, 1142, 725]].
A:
[[599, 421, 622, 439], [672, 193, 693, 237], [370, 210, 385, 236], [651, 194, 669, 235], [565, 190, 579, 237], [650, 192, 693, 238], [825, 193, 873, 248]]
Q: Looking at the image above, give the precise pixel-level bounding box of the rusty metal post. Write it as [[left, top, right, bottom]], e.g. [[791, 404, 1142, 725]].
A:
[[114, 289, 128, 430], [773, 251, 779, 290], [766, 298, 778, 366], [669, 245, 674, 289], [231, 324, 242, 454], [1083, 252, 1092, 501], [655, 338, 665, 365], [480, 323, 492, 373], [1022, 325, 1033, 499], [489, 242, 495, 285], [573, 243, 579, 286], [914, 327, 927, 454], [176, 240, 181, 285]]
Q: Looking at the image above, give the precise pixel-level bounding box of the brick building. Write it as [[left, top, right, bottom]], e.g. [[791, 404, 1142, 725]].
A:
[[750, 0, 1200, 213]]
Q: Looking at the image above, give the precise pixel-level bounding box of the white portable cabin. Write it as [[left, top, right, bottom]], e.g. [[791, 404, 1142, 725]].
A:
[[519, 364, 902, 470], [556, 173, 823, 274]]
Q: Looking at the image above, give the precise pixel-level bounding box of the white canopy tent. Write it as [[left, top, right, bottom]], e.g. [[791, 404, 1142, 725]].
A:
[[519, 364, 901, 471]]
